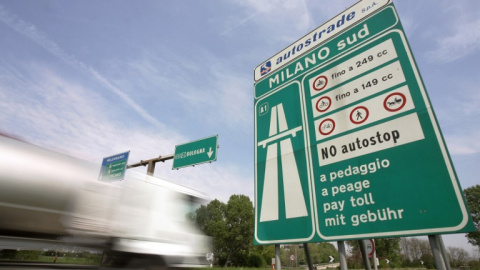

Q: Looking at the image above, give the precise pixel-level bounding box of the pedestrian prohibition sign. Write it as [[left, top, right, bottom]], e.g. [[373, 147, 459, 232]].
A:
[[254, 0, 474, 244]]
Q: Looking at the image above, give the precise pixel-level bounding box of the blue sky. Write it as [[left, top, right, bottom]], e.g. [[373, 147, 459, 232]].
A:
[[0, 0, 479, 254]]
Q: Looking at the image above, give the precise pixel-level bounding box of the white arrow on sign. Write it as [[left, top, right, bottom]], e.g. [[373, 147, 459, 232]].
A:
[[207, 147, 213, 158], [385, 259, 390, 264], [329, 256, 334, 262]]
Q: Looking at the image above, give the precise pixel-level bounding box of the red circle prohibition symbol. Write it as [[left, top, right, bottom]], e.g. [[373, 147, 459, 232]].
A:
[[318, 118, 335, 135], [349, 106, 369, 124], [383, 92, 407, 112], [312, 75, 328, 91], [316, 96, 332, 113]]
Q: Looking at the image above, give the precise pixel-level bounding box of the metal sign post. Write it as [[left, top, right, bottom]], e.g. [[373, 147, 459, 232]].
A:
[[373, 249, 378, 270], [359, 240, 372, 270], [438, 235, 452, 270], [337, 241, 348, 270], [275, 245, 282, 270], [303, 243, 314, 270], [127, 154, 173, 176], [429, 235, 447, 270]]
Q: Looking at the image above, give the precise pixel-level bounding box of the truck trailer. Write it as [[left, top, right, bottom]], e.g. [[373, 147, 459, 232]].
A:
[[0, 135, 210, 269]]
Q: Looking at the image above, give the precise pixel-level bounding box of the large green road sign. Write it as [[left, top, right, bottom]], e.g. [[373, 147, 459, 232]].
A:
[[173, 135, 218, 169], [254, 0, 474, 244]]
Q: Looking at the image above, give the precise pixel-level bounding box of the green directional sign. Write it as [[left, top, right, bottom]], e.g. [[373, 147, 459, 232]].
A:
[[254, 0, 474, 244], [173, 135, 218, 170], [99, 151, 129, 181]]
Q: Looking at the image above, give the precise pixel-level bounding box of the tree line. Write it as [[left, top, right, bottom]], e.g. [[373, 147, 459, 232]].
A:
[[348, 237, 478, 269], [188, 185, 480, 268]]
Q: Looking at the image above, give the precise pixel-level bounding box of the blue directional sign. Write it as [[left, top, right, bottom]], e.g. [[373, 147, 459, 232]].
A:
[[99, 151, 129, 181]]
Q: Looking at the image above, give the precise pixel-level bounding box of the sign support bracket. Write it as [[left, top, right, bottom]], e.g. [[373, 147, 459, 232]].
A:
[[127, 154, 174, 176]]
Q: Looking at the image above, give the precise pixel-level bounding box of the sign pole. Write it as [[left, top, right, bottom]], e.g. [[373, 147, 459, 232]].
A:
[[303, 243, 314, 270], [373, 249, 378, 270], [295, 245, 298, 267], [275, 245, 282, 270], [428, 235, 447, 270], [438, 235, 452, 270], [359, 240, 372, 270], [337, 241, 348, 270]]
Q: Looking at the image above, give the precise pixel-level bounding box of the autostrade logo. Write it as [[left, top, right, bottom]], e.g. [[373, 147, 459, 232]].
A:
[[254, 0, 390, 83], [260, 61, 272, 76]]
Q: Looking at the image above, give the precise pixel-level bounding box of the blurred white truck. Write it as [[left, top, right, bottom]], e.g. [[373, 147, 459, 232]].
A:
[[0, 135, 210, 269]]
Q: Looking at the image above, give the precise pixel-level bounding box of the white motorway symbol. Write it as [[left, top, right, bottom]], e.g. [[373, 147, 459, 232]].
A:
[[258, 103, 308, 222]]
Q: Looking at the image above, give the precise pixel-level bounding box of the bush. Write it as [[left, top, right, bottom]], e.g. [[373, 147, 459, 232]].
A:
[[469, 260, 480, 270], [0, 249, 17, 260], [248, 253, 265, 268], [15, 250, 41, 261]]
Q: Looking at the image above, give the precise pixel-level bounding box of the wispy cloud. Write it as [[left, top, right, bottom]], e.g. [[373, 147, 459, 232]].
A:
[[104, 47, 253, 134], [445, 133, 480, 155], [426, 3, 480, 63], [427, 19, 480, 63], [0, 62, 249, 201], [0, 63, 178, 159], [220, 9, 264, 36], [0, 5, 253, 201], [0, 61, 252, 200], [228, 0, 314, 38], [433, 78, 480, 156], [0, 4, 164, 128]]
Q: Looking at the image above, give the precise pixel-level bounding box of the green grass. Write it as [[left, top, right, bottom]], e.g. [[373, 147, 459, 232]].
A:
[[36, 255, 101, 265], [0, 255, 102, 265]]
